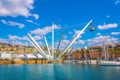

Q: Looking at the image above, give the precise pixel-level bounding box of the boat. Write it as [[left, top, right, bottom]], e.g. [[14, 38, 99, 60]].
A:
[[99, 36, 120, 66], [99, 61, 120, 66]]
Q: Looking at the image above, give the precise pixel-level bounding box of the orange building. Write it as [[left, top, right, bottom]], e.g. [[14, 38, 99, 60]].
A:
[[72, 43, 120, 60], [89, 46, 101, 60]]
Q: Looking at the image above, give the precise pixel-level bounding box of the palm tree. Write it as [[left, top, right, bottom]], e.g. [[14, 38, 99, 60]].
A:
[[114, 47, 118, 59], [97, 47, 102, 60], [81, 49, 85, 60], [115, 47, 120, 60], [86, 49, 90, 60], [76, 49, 81, 60], [61, 52, 67, 60]]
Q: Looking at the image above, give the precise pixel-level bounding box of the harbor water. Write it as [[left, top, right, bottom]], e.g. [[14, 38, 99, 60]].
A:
[[0, 64, 120, 80]]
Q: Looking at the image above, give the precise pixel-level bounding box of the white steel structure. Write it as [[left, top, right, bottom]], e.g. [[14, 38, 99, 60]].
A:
[[55, 20, 92, 61], [52, 23, 54, 60], [27, 33, 49, 60], [27, 20, 92, 62], [44, 36, 52, 60]]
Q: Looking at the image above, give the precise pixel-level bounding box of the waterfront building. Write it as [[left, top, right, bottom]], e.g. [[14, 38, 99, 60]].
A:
[[72, 48, 84, 60], [0, 43, 120, 62], [89, 46, 101, 60], [71, 43, 120, 60]]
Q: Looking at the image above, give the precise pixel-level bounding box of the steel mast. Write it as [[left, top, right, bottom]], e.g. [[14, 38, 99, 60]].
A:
[[55, 20, 92, 61]]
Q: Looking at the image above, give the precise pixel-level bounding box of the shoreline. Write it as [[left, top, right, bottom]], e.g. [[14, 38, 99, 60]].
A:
[[0, 59, 98, 65], [0, 59, 65, 64]]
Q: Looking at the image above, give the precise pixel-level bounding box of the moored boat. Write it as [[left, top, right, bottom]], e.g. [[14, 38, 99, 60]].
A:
[[99, 61, 120, 66]]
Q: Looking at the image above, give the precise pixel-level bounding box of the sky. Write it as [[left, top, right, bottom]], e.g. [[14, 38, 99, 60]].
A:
[[0, 0, 120, 49]]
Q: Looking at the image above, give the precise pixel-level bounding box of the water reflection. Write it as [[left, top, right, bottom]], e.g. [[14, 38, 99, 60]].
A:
[[0, 64, 120, 80]]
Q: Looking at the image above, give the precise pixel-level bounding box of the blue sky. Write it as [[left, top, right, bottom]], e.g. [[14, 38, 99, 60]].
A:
[[0, 0, 120, 49]]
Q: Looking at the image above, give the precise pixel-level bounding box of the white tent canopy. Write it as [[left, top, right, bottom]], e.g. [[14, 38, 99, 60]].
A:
[[15, 54, 26, 59], [35, 54, 44, 59], [0, 52, 12, 59], [26, 54, 37, 59]]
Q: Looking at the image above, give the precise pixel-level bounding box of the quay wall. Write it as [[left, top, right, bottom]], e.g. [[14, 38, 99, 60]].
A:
[[0, 59, 49, 64], [0, 59, 64, 64]]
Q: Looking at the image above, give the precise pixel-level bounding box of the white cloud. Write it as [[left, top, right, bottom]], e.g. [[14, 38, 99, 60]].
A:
[[115, 0, 120, 4], [87, 36, 119, 46], [10, 40, 24, 45], [8, 35, 27, 40], [8, 35, 18, 40], [37, 42, 42, 45], [58, 39, 85, 49], [0, 35, 34, 46], [26, 19, 40, 26], [98, 23, 118, 30], [87, 36, 105, 45], [0, 37, 28, 46], [68, 31, 73, 34], [33, 14, 39, 20], [1, 20, 25, 28], [9, 21, 25, 28], [33, 35, 42, 40], [30, 24, 61, 35], [108, 37, 118, 44], [75, 40, 85, 44], [111, 32, 120, 35], [63, 35, 67, 39], [1, 20, 7, 24], [8, 35, 29, 45], [96, 33, 101, 36], [0, 0, 35, 17], [60, 40, 70, 47], [106, 15, 110, 18], [26, 19, 34, 23], [0, 38, 8, 43], [55, 39, 70, 49], [73, 30, 84, 38], [75, 30, 84, 35]]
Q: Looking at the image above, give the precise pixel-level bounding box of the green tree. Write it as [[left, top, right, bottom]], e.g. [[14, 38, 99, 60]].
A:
[[81, 49, 85, 60], [114, 47, 118, 58], [86, 49, 90, 59], [97, 47, 102, 60]]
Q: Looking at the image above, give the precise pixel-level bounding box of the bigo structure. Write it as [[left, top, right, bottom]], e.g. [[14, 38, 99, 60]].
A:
[[27, 20, 93, 62]]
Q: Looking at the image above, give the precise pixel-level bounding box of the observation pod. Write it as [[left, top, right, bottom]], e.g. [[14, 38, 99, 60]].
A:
[[89, 26, 94, 31]]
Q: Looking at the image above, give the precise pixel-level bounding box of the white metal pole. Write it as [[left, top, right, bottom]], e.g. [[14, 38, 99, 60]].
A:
[[27, 35, 48, 59], [52, 22, 54, 60], [55, 20, 92, 61], [44, 36, 52, 60], [27, 39, 41, 53], [27, 39, 45, 58], [56, 31, 64, 57], [27, 33, 49, 60], [106, 36, 109, 61]]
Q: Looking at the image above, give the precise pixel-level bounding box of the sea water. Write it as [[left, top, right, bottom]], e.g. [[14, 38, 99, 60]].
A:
[[0, 64, 120, 80]]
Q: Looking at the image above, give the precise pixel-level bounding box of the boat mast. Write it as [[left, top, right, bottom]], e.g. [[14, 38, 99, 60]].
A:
[[52, 22, 54, 60], [104, 35, 108, 61]]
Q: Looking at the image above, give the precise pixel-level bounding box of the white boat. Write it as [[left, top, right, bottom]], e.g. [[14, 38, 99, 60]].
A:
[[99, 61, 120, 66], [99, 36, 120, 66]]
